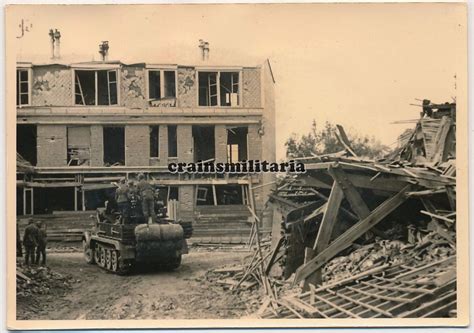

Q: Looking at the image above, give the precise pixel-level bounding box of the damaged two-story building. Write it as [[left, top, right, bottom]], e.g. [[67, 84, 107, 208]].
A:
[[16, 39, 276, 241]]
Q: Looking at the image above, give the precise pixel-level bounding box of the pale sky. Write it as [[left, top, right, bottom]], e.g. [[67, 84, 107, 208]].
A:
[[8, 4, 467, 160]]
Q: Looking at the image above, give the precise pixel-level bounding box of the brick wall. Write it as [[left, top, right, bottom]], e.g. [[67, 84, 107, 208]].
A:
[[32, 66, 72, 107], [158, 125, 169, 165], [215, 125, 227, 163], [177, 125, 193, 162], [247, 124, 262, 160], [178, 185, 194, 220], [121, 65, 147, 109], [260, 60, 277, 217], [177, 67, 197, 108], [125, 125, 149, 166], [90, 125, 104, 167], [242, 68, 261, 108], [36, 125, 67, 167]]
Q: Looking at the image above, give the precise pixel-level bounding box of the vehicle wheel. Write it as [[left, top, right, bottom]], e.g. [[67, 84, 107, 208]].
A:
[[99, 246, 106, 267], [111, 250, 119, 272], [94, 245, 101, 264], [105, 249, 112, 270], [83, 240, 95, 264]]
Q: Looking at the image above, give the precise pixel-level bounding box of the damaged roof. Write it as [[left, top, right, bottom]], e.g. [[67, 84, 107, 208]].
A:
[[16, 49, 269, 69]]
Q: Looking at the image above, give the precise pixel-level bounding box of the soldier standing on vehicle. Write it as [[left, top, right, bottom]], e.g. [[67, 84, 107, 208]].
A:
[[115, 178, 130, 223], [137, 173, 156, 223], [23, 218, 39, 265], [35, 222, 47, 265]]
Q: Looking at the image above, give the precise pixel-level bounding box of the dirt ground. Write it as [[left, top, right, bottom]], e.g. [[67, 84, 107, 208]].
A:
[[17, 247, 252, 320]]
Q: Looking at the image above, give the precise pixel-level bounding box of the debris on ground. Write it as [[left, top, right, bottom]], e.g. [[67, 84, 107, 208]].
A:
[[16, 262, 75, 298], [208, 100, 457, 319]]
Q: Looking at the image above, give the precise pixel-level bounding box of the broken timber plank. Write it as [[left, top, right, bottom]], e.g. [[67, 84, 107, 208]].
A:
[[16, 270, 31, 283], [265, 236, 284, 275], [308, 188, 358, 220], [329, 166, 371, 219], [304, 176, 344, 286], [294, 184, 412, 285], [335, 124, 358, 157], [312, 176, 344, 254], [420, 210, 455, 224]]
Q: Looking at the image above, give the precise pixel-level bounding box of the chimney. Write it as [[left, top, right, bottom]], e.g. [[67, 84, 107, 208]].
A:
[[48, 29, 61, 59], [48, 29, 55, 59], [99, 41, 109, 61], [198, 39, 210, 61], [54, 29, 61, 59]]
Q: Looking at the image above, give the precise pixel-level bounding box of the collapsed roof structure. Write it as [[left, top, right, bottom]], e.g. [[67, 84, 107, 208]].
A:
[[210, 100, 457, 319]]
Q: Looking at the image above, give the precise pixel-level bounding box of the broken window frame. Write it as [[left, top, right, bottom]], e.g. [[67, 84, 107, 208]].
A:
[[226, 126, 248, 163], [73, 68, 120, 106], [67, 126, 91, 167], [227, 144, 240, 163], [197, 69, 242, 107], [196, 186, 209, 202], [16, 68, 31, 107], [146, 66, 177, 107]]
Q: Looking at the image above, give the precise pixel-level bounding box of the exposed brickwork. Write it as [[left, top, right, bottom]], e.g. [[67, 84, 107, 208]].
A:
[[214, 125, 227, 163], [260, 60, 277, 215], [121, 65, 147, 109], [177, 67, 197, 108], [90, 125, 104, 167], [242, 68, 261, 108], [247, 124, 262, 160], [125, 125, 149, 166], [178, 185, 194, 220], [157, 125, 169, 166], [32, 66, 72, 107], [36, 125, 67, 167], [177, 125, 193, 163]]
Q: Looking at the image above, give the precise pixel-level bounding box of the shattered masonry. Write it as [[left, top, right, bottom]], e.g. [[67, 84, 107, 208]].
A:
[[16, 59, 276, 243]]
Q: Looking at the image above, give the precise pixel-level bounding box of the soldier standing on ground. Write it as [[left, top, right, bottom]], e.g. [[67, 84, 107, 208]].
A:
[[17, 226, 23, 257], [35, 222, 47, 265], [23, 218, 39, 265], [137, 173, 156, 223], [115, 178, 130, 223]]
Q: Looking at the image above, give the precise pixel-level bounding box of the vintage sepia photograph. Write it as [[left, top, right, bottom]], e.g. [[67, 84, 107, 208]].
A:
[[6, 3, 468, 329]]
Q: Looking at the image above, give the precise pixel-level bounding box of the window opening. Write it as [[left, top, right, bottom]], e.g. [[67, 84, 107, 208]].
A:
[[17, 69, 29, 106], [168, 125, 178, 158], [103, 126, 125, 166], [150, 126, 160, 158]]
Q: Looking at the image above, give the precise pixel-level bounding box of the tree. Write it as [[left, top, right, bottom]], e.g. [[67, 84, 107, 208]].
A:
[[285, 121, 390, 159]]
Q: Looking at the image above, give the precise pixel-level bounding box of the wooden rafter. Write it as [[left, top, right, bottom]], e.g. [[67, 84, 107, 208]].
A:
[[294, 184, 413, 285]]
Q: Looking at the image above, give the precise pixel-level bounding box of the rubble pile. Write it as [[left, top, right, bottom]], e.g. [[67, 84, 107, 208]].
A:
[[16, 263, 74, 298], [322, 225, 456, 284], [203, 240, 274, 314], [209, 100, 458, 319]]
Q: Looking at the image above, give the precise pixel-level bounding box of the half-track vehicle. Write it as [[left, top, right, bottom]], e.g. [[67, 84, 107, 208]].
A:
[[82, 188, 193, 274]]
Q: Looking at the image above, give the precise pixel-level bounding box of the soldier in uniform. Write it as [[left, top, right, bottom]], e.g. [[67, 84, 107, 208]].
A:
[[137, 173, 156, 223], [35, 222, 47, 265], [17, 226, 23, 257], [115, 178, 130, 223], [23, 218, 39, 265]]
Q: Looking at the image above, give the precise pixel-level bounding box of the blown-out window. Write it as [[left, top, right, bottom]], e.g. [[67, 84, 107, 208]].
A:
[[148, 70, 176, 107], [74, 70, 118, 106], [198, 71, 240, 107]]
